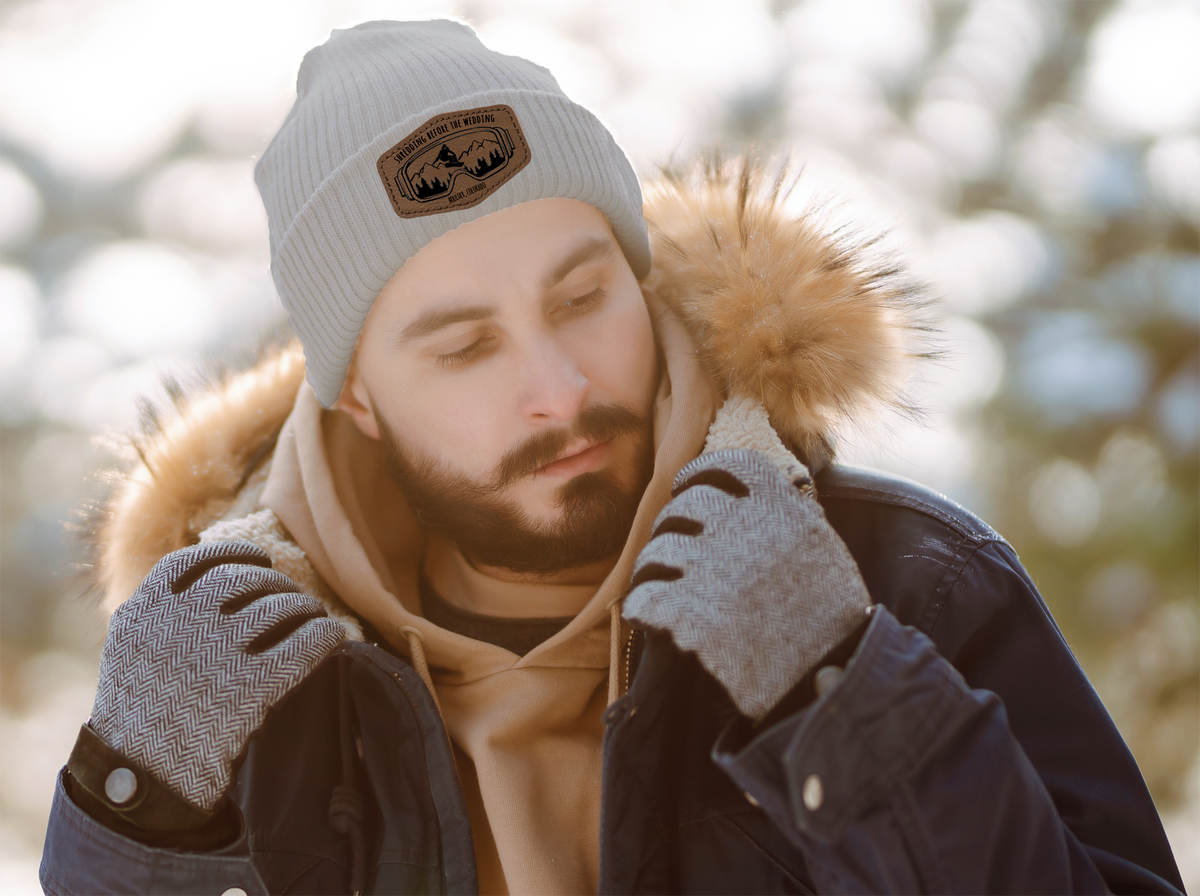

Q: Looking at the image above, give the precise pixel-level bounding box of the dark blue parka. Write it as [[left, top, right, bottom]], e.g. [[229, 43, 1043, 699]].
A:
[[41, 464, 1184, 895]]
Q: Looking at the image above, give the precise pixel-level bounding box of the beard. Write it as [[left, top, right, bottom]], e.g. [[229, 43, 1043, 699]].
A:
[[377, 402, 656, 576]]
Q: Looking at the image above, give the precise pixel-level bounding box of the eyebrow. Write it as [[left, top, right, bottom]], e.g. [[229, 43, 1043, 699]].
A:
[[541, 236, 618, 291], [396, 304, 496, 345], [394, 235, 619, 346]]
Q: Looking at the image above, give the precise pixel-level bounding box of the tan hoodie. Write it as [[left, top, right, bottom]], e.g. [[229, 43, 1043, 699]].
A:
[[90, 158, 926, 895], [258, 297, 716, 894]]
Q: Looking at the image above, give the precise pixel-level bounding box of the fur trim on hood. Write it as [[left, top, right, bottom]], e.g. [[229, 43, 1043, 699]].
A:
[[643, 156, 930, 470], [84, 155, 931, 613]]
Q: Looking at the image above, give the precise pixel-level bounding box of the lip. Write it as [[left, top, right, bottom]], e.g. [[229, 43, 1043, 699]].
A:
[[535, 439, 613, 477]]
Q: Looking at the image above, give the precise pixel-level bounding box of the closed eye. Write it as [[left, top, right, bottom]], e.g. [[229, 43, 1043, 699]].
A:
[[557, 287, 605, 316], [436, 334, 494, 368]]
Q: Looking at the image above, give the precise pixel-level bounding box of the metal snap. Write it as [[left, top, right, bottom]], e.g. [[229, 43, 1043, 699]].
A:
[[813, 665, 844, 697], [802, 774, 823, 811], [104, 767, 137, 805]]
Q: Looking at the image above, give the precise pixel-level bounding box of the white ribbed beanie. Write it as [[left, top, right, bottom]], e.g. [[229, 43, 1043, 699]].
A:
[[255, 20, 650, 407]]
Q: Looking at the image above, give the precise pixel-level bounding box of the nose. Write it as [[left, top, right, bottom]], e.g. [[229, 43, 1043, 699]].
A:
[[517, 334, 590, 424]]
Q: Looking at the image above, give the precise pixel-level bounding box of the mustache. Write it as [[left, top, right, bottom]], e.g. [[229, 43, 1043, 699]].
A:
[[490, 403, 647, 490]]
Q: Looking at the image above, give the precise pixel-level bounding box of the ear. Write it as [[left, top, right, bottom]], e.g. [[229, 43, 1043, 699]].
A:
[[334, 360, 382, 441]]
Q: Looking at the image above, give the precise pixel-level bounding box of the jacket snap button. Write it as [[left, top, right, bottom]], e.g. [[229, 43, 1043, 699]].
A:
[[743, 790, 761, 808], [813, 665, 843, 697], [802, 774, 823, 811], [221, 888, 248, 896], [104, 768, 137, 805]]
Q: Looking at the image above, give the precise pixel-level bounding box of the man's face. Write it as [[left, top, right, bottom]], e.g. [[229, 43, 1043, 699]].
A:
[[340, 198, 659, 578]]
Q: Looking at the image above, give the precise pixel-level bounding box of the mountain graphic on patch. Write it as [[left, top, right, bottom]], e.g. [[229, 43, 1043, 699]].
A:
[[377, 106, 531, 217], [458, 137, 506, 176], [408, 134, 509, 199], [409, 163, 451, 200]]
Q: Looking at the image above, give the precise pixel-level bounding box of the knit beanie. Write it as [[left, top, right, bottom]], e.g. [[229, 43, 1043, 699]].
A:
[[255, 20, 651, 407]]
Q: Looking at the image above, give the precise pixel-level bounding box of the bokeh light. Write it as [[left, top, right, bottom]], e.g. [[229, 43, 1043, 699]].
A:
[[1084, 2, 1200, 136]]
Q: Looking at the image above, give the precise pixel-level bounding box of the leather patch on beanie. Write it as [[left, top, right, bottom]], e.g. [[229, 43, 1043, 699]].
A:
[[377, 105, 532, 218]]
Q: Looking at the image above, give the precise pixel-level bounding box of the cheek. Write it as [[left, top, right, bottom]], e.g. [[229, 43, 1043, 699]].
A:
[[576, 291, 657, 406], [366, 362, 509, 479]]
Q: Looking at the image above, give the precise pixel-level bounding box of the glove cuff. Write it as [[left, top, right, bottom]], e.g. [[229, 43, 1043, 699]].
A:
[[65, 723, 240, 848]]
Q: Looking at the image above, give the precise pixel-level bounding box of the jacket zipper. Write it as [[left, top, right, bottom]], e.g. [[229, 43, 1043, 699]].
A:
[[623, 624, 637, 696]]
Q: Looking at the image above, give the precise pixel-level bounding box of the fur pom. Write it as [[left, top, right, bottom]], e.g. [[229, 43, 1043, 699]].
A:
[[642, 154, 933, 470]]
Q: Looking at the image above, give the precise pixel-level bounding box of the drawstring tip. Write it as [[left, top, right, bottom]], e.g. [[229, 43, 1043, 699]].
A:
[[607, 603, 622, 707]]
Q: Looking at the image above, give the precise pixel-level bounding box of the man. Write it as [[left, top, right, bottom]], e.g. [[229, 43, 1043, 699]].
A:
[[40, 19, 1182, 896]]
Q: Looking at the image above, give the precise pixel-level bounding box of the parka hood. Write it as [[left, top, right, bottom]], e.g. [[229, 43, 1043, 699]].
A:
[[89, 155, 929, 611]]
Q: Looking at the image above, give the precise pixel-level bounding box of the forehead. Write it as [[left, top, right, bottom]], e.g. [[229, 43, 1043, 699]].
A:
[[368, 198, 619, 325], [407, 198, 612, 281]]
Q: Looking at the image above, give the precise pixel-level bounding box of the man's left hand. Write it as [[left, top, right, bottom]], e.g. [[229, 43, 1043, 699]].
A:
[[624, 449, 871, 719]]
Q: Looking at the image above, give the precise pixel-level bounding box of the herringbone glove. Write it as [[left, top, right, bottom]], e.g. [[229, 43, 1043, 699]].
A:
[[624, 449, 871, 720], [90, 541, 345, 811]]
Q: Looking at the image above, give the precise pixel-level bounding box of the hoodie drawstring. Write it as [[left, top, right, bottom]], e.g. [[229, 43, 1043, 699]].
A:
[[399, 625, 442, 714], [328, 661, 366, 896], [608, 602, 622, 706]]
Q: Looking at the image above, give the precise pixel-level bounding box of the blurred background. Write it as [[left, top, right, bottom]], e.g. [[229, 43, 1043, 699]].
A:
[[0, 0, 1196, 889]]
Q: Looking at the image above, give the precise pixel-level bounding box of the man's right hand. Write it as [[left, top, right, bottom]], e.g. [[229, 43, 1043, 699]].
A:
[[90, 541, 345, 811]]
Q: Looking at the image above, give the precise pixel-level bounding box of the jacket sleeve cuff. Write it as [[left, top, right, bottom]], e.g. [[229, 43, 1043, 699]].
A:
[[65, 723, 242, 851], [713, 604, 969, 844], [41, 769, 267, 896]]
